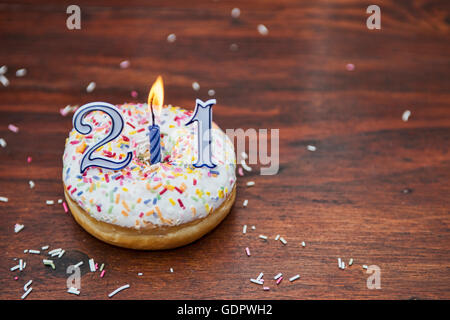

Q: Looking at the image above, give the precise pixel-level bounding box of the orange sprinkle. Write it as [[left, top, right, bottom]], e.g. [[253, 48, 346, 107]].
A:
[[191, 207, 196, 216], [115, 194, 120, 204], [121, 210, 128, 217], [137, 198, 142, 203], [146, 210, 154, 216], [122, 200, 130, 212], [155, 206, 172, 224], [152, 182, 162, 190]]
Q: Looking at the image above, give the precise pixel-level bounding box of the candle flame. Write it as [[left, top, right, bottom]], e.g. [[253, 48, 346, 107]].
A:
[[148, 75, 164, 115]]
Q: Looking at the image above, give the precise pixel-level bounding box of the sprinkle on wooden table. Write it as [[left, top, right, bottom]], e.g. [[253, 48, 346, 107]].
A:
[[363, 265, 368, 269], [100, 270, 106, 278], [230, 43, 239, 51], [263, 287, 270, 291], [99, 263, 105, 271], [243, 199, 248, 207], [259, 235, 268, 241], [62, 202, 68, 213], [251, 225, 256, 230], [41, 245, 49, 250], [208, 89, 215, 96], [0, 138, 6, 148], [231, 7, 241, 18], [341, 261, 346, 269], [74, 261, 83, 268], [137, 272, 143, 276], [279, 237, 287, 245], [256, 272, 264, 281], [108, 284, 130, 298], [16, 68, 27, 77], [246, 181, 255, 187], [8, 124, 19, 133], [29, 180, 35, 189], [86, 81, 96, 93], [19, 259, 23, 271], [402, 110, 411, 122], [338, 258, 342, 269], [24, 280, 32, 291], [301, 241, 306, 247], [349, 258, 353, 266], [67, 287, 80, 295], [43, 259, 55, 269], [170, 268, 174, 273], [276, 276, 283, 285], [250, 279, 263, 285], [0, 75, 9, 87], [14, 224, 24, 233], [242, 224, 247, 234], [257, 24, 269, 36], [345, 63, 355, 71], [46, 200, 54, 205], [0, 196, 9, 202], [289, 274, 300, 282], [241, 159, 252, 172], [28, 249, 40, 254], [58, 250, 65, 258], [10, 265, 20, 271], [274, 273, 282, 280], [119, 60, 130, 69], [89, 258, 95, 272], [27, 156, 32, 163], [58, 199, 63, 204], [0, 65, 6, 74], [192, 81, 200, 91], [245, 247, 251, 256], [21, 287, 32, 300], [274, 235, 280, 241], [307, 145, 316, 151], [238, 167, 244, 176], [167, 33, 176, 43]]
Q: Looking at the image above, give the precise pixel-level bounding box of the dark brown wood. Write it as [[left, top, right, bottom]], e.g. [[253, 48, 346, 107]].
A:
[[0, 0, 449, 300]]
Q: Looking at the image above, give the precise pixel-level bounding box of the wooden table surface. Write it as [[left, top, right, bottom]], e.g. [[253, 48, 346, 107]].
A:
[[0, 0, 449, 300]]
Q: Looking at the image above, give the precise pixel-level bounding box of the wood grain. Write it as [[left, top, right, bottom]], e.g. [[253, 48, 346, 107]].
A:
[[0, 0, 449, 299]]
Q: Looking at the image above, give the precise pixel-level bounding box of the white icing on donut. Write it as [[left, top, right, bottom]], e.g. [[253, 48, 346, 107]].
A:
[[63, 103, 236, 228]]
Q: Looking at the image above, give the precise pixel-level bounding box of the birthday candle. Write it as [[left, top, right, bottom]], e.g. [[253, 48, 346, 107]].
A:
[[148, 76, 163, 165]]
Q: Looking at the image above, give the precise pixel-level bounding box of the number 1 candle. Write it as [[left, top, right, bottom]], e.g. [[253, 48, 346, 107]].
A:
[[148, 76, 163, 165]]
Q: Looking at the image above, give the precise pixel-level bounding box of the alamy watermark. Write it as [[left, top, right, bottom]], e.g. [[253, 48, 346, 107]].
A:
[[366, 265, 381, 289]]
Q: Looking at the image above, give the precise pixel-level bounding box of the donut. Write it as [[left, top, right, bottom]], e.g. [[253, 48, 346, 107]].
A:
[[62, 103, 236, 250]]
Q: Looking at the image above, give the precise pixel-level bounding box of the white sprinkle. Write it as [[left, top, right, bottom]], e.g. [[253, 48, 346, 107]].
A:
[[402, 110, 411, 122], [137, 272, 143, 276], [289, 274, 300, 282], [15, 68, 27, 77], [245, 247, 251, 256], [243, 199, 248, 207], [301, 241, 306, 247], [88, 258, 95, 272], [307, 145, 316, 152], [241, 151, 248, 160], [257, 24, 269, 36], [86, 81, 96, 93], [41, 245, 49, 250], [21, 287, 32, 300], [119, 60, 130, 69], [341, 262, 346, 269], [338, 258, 342, 268], [19, 259, 23, 271], [0, 138, 6, 148], [0, 75, 9, 87], [24, 280, 32, 291], [0, 196, 8, 202], [263, 286, 270, 291], [10, 265, 20, 271], [246, 181, 255, 187], [58, 250, 65, 258], [58, 199, 63, 204], [108, 284, 130, 298], [29, 180, 35, 189], [43, 259, 55, 269], [250, 279, 263, 285], [231, 8, 241, 19], [349, 258, 353, 266], [274, 273, 283, 280], [256, 272, 264, 281], [14, 224, 25, 233], [280, 237, 287, 245], [46, 200, 54, 205], [170, 268, 174, 273], [242, 224, 247, 234], [241, 159, 252, 172], [28, 250, 40, 254], [251, 225, 256, 230], [230, 43, 239, 51], [23, 249, 28, 253], [74, 261, 83, 268], [274, 235, 280, 241], [259, 235, 268, 240], [192, 82, 200, 91], [67, 287, 80, 295], [48, 248, 62, 255], [167, 33, 176, 43], [0, 65, 7, 74], [363, 265, 368, 269], [208, 89, 215, 96]]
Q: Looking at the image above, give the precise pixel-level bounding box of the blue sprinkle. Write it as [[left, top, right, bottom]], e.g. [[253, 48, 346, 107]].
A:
[[92, 176, 100, 180], [144, 199, 152, 205], [66, 168, 71, 175], [210, 170, 220, 175], [76, 175, 82, 179], [77, 191, 83, 196], [113, 187, 118, 192], [153, 198, 157, 205]]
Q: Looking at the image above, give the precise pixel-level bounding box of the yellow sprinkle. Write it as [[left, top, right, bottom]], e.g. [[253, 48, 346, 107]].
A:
[[76, 142, 87, 154], [166, 185, 175, 191], [169, 198, 176, 206], [205, 204, 210, 212], [218, 190, 224, 198], [122, 187, 128, 192]]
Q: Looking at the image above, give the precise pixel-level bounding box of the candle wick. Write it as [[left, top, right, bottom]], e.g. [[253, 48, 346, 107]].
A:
[[150, 97, 155, 126]]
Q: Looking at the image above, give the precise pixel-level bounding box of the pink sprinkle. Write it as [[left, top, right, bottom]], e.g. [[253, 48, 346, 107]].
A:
[[95, 263, 98, 270], [131, 90, 138, 98], [276, 276, 283, 285], [139, 212, 144, 218], [177, 198, 185, 209], [62, 202, 68, 213], [8, 124, 19, 133], [14, 276, 18, 280], [27, 156, 32, 163], [100, 270, 105, 278], [263, 287, 270, 291], [120, 60, 130, 69], [245, 247, 251, 256], [60, 108, 69, 116], [346, 63, 355, 71], [238, 167, 244, 176]]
